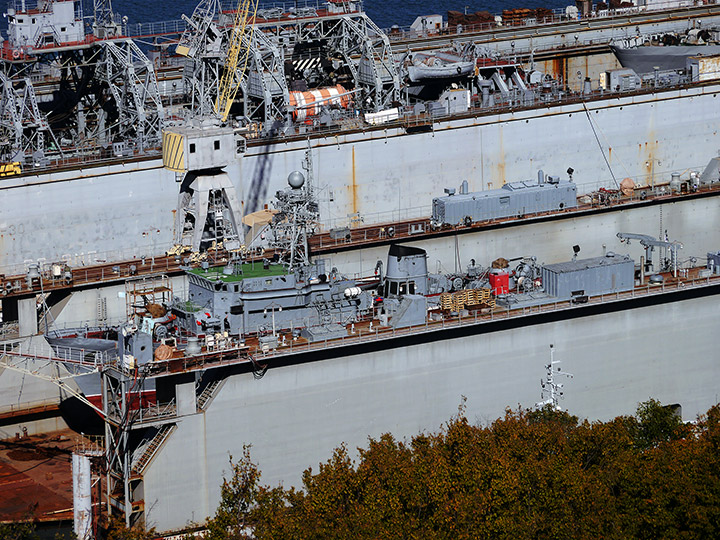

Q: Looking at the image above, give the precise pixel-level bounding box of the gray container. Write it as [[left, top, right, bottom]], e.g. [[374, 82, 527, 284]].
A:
[[541, 253, 635, 300], [432, 178, 576, 226], [708, 251, 720, 275]]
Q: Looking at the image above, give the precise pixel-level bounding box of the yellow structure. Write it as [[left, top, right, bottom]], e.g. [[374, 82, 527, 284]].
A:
[[0, 162, 21, 177], [215, 0, 259, 121]]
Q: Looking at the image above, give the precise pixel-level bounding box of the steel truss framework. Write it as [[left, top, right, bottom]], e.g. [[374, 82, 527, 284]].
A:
[[288, 12, 400, 111], [93, 0, 123, 38], [178, 0, 225, 118], [0, 39, 165, 164], [242, 28, 289, 129], [102, 367, 139, 528], [248, 11, 401, 115], [0, 72, 62, 163], [100, 40, 166, 152], [181, 5, 400, 123]]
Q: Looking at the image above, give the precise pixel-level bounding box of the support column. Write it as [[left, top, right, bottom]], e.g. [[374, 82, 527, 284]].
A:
[[18, 297, 38, 336], [73, 453, 93, 540], [176, 381, 196, 416]]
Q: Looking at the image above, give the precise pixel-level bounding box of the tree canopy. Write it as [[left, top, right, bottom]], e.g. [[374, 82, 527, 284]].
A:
[[205, 400, 720, 539]]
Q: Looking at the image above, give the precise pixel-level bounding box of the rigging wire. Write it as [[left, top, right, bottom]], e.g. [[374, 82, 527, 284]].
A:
[[583, 102, 619, 189]]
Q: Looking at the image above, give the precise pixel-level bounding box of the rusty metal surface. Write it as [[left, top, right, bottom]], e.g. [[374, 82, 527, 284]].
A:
[[0, 430, 94, 522]]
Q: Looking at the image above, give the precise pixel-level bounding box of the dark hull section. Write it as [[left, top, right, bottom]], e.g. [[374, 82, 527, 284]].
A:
[[59, 383, 157, 436], [611, 44, 720, 73], [58, 395, 105, 436]]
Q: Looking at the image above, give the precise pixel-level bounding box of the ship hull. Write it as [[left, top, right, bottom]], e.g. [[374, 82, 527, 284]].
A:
[[611, 44, 720, 73], [139, 285, 720, 532]]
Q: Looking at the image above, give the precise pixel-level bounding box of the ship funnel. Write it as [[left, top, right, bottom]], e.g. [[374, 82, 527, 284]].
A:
[[538, 170, 545, 185], [383, 244, 429, 297], [459, 180, 469, 194]]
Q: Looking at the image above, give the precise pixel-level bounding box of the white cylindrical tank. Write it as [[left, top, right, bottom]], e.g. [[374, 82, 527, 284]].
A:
[[72, 453, 92, 540], [344, 286, 362, 298]]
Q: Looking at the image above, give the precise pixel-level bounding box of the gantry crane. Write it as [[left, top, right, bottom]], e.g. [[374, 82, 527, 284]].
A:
[[162, 0, 258, 253]]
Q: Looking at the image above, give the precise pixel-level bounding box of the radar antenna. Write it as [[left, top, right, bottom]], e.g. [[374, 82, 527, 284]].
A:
[[268, 146, 319, 272]]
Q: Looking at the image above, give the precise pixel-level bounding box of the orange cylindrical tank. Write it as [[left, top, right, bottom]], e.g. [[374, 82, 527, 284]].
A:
[[288, 85, 351, 121]]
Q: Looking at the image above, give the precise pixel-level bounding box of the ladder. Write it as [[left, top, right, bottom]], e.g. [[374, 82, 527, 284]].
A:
[[132, 423, 176, 475], [197, 379, 224, 411]]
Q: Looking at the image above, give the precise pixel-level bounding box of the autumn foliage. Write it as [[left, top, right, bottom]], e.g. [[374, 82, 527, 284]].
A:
[[205, 400, 720, 539]]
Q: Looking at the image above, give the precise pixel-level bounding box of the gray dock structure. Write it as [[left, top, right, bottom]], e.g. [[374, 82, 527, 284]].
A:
[[137, 287, 720, 532], [3, 2, 720, 533]]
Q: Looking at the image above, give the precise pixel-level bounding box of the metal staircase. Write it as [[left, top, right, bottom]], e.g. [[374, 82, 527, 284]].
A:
[[197, 378, 224, 411], [131, 424, 176, 475]]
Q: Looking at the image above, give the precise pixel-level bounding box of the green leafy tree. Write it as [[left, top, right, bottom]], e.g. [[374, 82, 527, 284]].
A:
[[0, 520, 39, 540], [203, 400, 720, 540], [633, 398, 684, 450], [204, 446, 261, 540]]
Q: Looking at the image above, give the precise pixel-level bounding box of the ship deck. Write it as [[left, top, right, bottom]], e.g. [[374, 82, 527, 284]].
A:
[[54, 262, 715, 430], [2, 181, 717, 306], [0, 430, 101, 524], [129, 266, 717, 379]]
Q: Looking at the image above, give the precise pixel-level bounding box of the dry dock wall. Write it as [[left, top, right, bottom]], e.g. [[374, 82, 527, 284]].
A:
[[2, 84, 720, 273], [319, 194, 720, 277], [142, 292, 720, 532], [28, 193, 720, 331]]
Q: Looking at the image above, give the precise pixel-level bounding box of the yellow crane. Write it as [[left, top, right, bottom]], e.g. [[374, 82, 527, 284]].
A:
[[215, 0, 259, 122]]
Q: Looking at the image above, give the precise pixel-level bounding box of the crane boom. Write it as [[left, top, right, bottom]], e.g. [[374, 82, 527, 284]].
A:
[[215, 0, 259, 122]]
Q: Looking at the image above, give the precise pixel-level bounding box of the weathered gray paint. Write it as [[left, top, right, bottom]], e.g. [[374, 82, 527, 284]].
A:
[[142, 294, 720, 532], [31, 194, 720, 328], [2, 83, 720, 274], [432, 179, 576, 225], [319, 195, 720, 278], [542, 254, 635, 299], [18, 297, 38, 337], [0, 336, 80, 416]]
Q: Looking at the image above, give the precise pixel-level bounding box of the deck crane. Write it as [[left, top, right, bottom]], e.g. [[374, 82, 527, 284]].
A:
[[162, 0, 258, 254], [616, 232, 683, 278]]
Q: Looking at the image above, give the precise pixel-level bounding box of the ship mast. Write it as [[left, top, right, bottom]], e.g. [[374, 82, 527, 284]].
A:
[[536, 344, 573, 411], [268, 146, 320, 272]]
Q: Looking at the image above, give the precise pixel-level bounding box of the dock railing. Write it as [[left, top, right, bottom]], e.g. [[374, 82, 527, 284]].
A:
[[0, 340, 113, 369], [136, 271, 719, 386]]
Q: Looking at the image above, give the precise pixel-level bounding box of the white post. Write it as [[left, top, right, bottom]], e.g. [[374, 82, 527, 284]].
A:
[[72, 453, 93, 540]]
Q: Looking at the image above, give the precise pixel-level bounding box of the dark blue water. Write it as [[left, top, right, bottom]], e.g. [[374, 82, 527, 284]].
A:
[[113, 0, 571, 30]]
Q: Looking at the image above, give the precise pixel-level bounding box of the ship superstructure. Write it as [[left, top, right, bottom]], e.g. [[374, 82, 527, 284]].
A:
[[4, 209, 719, 530]]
